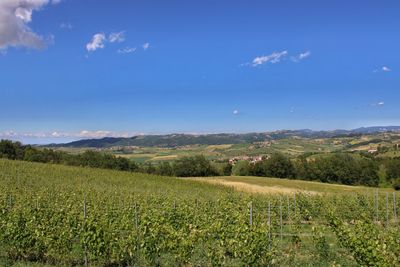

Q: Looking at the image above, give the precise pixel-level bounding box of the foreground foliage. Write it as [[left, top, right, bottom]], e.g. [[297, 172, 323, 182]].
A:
[[0, 159, 399, 266]]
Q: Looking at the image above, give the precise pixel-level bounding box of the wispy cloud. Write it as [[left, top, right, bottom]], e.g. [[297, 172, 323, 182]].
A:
[[233, 110, 239, 115], [109, 31, 125, 43], [0, 0, 55, 51], [60, 22, 73, 29], [0, 130, 137, 142], [118, 47, 136, 54], [142, 42, 150, 50], [86, 33, 106, 52], [371, 101, 385, 107], [243, 50, 311, 67], [291, 51, 311, 62], [85, 31, 149, 54], [374, 66, 392, 73], [251, 51, 288, 66]]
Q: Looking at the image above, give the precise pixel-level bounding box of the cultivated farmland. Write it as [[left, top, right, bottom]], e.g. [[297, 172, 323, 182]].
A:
[[0, 159, 399, 266]]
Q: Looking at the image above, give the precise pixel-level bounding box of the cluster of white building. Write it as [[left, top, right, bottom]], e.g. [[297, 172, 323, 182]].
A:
[[228, 155, 265, 165]]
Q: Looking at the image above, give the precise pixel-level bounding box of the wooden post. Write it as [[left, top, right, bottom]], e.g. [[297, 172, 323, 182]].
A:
[[8, 195, 12, 208], [84, 195, 88, 267], [268, 201, 271, 251], [280, 197, 283, 242], [249, 202, 253, 227], [287, 195, 290, 223], [135, 203, 140, 254], [376, 190, 378, 222], [134, 203, 139, 230], [83, 196, 87, 219], [386, 192, 389, 228], [394, 192, 398, 224]]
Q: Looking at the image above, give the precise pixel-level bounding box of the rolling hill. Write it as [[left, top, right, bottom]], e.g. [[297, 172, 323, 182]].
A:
[[46, 126, 400, 148]]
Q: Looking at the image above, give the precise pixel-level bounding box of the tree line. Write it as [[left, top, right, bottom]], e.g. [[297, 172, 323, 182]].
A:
[[0, 140, 219, 177], [1, 139, 399, 188]]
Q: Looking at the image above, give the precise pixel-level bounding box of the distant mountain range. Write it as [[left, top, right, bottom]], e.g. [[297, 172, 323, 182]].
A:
[[46, 126, 400, 148]]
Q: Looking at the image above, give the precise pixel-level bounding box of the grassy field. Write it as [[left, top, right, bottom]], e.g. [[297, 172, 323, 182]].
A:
[[1, 159, 399, 266], [190, 175, 395, 195]]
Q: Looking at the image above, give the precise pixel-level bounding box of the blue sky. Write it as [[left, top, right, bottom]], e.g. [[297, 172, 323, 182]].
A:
[[0, 0, 399, 143]]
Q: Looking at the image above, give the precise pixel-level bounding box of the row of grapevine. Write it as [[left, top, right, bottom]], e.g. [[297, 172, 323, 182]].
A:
[[1, 159, 399, 266]]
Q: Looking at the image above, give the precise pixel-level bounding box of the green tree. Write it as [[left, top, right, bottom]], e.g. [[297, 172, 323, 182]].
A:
[[173, 155, 218, 177], [222, 163, 232, 176], [232, 160, 250, 176], [156, 162, 174, 176], [262, 153, 295, 178]]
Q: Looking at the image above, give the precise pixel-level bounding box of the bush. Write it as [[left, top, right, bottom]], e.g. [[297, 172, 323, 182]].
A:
[[385, 159, 400, 182], [393, 179, 400, 191]]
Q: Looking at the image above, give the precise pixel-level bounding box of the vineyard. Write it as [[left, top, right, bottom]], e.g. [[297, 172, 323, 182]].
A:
[[0, 159, 399, 266]]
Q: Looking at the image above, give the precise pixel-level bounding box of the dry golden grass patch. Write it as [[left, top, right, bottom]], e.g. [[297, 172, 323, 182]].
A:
[[189, 176, 393, 195], [151, 155, 179, 160]]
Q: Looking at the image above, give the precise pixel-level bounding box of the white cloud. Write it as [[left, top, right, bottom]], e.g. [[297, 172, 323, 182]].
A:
[[142, 42, 150, 50], [51, 0, 62, 4], [0, 0, 53, 51], [374, 66, 392, 73], [60, 22, 72, 29], [86, 33, 106, 52], [371, 101, 385, 107], [233, 110, 239, 115], [292, 50, 311, 62], [251, 51, 288, 66], [51, 131, 61, 137], [86, 31, 128, 52], [118, 46, 136, 54], [109, 31, 125, 43], [0, 130, 136, 142], [79, 130, 114, 138]]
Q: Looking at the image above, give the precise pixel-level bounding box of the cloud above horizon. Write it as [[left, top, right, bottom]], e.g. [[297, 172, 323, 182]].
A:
[[109, 31, 125, 43], [0, 130, 139, 143], [245, 50, 310, 67], [371, 101, 385, 107], [0, 0, 58, 51], [60, 22, 72, 29], [291, 50, 311, 62], [251, 51, 288, 66], [86, 33, 106, 52], [86, 31, 148, 54], [374, 66, 392, 73], [142, 42, 150, 50], [117, 46, 136, 54]]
